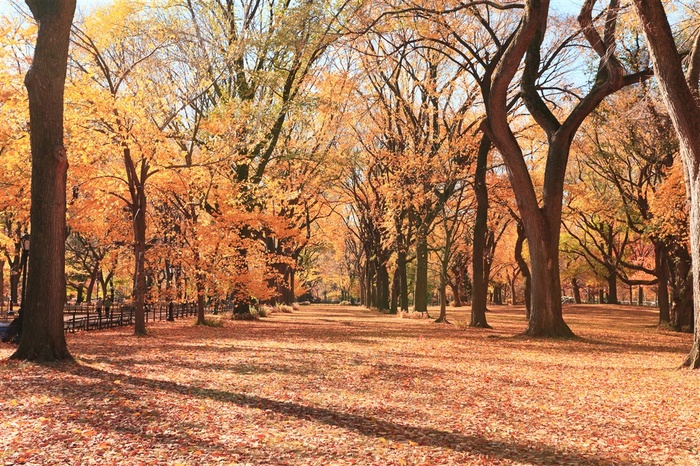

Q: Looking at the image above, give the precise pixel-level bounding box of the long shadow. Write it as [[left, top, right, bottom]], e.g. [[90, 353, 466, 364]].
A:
[[53, 362, 633, 466]]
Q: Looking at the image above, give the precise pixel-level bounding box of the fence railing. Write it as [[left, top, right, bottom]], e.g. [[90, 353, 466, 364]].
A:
[[0, 301, 233, 332]]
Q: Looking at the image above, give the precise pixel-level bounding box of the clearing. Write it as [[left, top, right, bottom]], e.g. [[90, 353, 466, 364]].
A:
[[0, 304, 698, 465]]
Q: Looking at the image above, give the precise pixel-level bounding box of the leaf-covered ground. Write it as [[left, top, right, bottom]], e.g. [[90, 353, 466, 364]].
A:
[[0, 304, 698, 465]]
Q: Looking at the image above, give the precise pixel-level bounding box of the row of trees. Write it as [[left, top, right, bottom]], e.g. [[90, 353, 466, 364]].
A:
[[1, 0, 360, 359], [337, 0, 692, 331], [2, 0, 700, 367]]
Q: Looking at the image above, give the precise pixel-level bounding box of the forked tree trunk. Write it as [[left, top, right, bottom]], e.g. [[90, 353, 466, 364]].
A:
[[12, 0, 76, 361]]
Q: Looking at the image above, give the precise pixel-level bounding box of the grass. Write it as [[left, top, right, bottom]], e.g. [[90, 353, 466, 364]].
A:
[[0, 303, 697, 465]]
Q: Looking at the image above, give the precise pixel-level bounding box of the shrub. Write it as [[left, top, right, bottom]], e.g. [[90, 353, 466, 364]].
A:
[[233, 311, 258, 321], [198, 318, 224, 327], [274, 303, 294, 313]]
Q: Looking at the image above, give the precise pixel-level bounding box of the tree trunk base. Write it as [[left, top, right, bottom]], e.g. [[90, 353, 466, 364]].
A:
[[434, 317, 450, 324], [469, 321, 492, 329], [681, 342, 700, 369], [524, 321, 575, 339], [11, 345, 73, 363]]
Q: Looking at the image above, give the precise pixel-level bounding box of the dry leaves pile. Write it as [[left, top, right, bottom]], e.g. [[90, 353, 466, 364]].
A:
[[0, 304, 698, 465]]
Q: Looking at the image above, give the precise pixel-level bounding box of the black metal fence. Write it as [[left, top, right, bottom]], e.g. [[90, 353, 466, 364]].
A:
[[0, 300, 228, 332]]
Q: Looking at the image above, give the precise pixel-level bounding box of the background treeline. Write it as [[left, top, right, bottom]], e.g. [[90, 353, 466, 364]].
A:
[[0, 1, 697, 341]]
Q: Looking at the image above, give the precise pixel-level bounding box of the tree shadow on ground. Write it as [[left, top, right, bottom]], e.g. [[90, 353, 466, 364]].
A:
[[53, 362, 633, 466]]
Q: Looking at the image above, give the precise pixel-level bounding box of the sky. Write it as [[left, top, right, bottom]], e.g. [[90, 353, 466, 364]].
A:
[[0, 0, 586, 17]]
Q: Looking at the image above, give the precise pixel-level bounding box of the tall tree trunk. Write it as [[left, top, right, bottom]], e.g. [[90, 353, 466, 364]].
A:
[[451, 281, 462, 307], [0, 259, 4, 308], [669, 244, 693, 332], [359, 263, 366, 306], [85, 263, 99, 303], [514, 222, 532, 318], [195, 250, 206, 325], [398, 249, 409, 312], [436, 279, 448, 323], [525, 218, 573, 337], [471, 135, 491, 328], [571, 278, 581, 304], [656, 242, 670, 324], [630, 0, 700, 367], [607, 271, 618, 304], [414, 228, 429, 313], [390, 266, 400, 314], [12, 0, 76, 361], [376, 262, 390, 311], [133, 193, 147, 335], [9, 267, 20, 306]]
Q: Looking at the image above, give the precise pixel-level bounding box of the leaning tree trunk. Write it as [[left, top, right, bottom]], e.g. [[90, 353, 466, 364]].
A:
[[12, 0, 76, 361], [471, 135, 491, 328]]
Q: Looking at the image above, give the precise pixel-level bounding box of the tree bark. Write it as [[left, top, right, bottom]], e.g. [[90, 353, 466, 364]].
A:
[[668, 244, 693, 332], [656, 242, 670, 324], [471, 135, 491, 328], [195, 250, 206, 325], [12, 0, 76, 361], [450, 281, 462, 307], [630, 0, 700, 367], [414, 228, 429, 313], [607, 272, 618, 305], [397, 249, 409, 312], [376, 262, 390, 311], [133, 192, 147, 335], [571, 278, 581, 304], [514, 222, 532, 318], [390, 266, 400, 314]]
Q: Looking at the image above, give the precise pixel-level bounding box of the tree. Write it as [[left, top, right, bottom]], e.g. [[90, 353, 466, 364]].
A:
[[483, 0, 650, 337], [629, 1, 700, 367], [12, 0, 76, 361]]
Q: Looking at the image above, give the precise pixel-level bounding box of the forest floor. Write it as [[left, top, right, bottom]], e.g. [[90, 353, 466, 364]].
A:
[[0, 304, 698, 465]]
